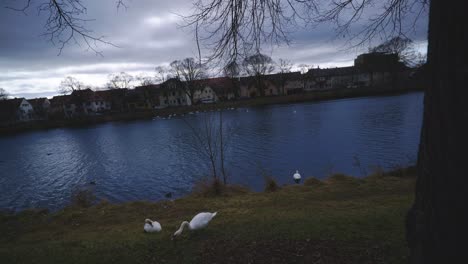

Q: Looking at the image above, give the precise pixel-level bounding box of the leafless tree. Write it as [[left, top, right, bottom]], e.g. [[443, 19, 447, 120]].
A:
[[155, 66, 171, 84], [107, 72, 134, 89], [184, 0, 320, 61], [170, 58, 207, 104], [242, 53, 275, 96], [243, 53, 276, 77], [5, 0, 122, 55], [136, 75, 155, 86], [298, 64, 312, 75], [0, 88, 9, 100], [278, 59, 292, 95], [224, 60, 240, 79], [370, 36, 421, 66], [184, 113, 220, 181], [184, 111, 231, 184], [223, 60, 241, 98], [58, 76, 84, 95]]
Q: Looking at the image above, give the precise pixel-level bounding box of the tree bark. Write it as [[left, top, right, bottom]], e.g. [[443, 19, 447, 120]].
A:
[[408, 0, 468, 263]]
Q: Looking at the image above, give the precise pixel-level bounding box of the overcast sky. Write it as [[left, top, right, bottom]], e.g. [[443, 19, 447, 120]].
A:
[[0, 0, 428, 99]]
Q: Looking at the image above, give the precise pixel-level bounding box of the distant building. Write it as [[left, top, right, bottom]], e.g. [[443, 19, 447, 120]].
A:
[[49, 95, 70, 119], [265, 72, 304, 95], [304, 52, 409, 91], [125, 89, 153, 111], [158, 78, 191, 108], [305, 67, 356, 91], [0, 98, 35, 124], [49, 89, 112, 118], [239, 72, 304, 98], [28, 98, 51, 120], [200, 77, 237, 101]]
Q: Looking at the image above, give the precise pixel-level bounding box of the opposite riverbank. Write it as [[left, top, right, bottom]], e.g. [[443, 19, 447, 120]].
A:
[[0, 167, 416, 263], [0, 86, 422, 136]]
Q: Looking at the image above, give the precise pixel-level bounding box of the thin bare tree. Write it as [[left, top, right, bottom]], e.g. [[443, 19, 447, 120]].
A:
[[58, 76, 84, 95], [5, 0, 122, 55], [184, 113, 221, 181], [184, 111, 231, 185], [223, 60, 241, 98], [0, 88, 9, 100], [136, 75, 155, 86], [370, 37, 421, 67], [107, 72, 134, 89], [155, 66, 170, 84], [278, 59, 293, 95], [298, 64, 312, 75], [170, 58, 207, 104], [242, 53, 275, 96]]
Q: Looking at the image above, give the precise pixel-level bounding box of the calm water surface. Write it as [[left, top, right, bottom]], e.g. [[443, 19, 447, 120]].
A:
[[0, 92, 423, 211]]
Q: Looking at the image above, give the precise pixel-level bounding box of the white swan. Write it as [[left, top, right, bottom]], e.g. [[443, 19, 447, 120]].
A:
[[293, 170, 301, 183], [172, 212, 217, 239], [144, 219, 162, 233]]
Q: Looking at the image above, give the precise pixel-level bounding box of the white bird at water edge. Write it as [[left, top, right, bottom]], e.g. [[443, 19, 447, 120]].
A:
[[172, 212, 217, 239], [144, 219, 162, 233]]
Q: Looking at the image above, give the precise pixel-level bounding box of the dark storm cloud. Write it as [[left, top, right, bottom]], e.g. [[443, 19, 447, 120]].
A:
[[0, 0, 428, 98]]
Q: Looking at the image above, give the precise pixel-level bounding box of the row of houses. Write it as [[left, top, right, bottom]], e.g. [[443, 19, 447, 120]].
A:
[[1, 52, 413, 124]]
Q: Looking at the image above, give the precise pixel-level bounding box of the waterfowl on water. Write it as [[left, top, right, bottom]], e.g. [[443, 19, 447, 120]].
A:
[[293, 170, 301, 183]]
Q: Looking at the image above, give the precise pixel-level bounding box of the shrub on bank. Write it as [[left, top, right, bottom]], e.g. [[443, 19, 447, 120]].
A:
[[326, 173, 360, 184], [71, 188, 96, 208], [304, 177, 323, 186], [264, 176, 280, 192]]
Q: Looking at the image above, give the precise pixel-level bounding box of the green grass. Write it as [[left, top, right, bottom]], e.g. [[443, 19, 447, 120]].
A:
[[0, 173, 415, 263]]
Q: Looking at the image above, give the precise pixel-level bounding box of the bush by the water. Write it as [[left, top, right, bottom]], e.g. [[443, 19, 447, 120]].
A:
[[326, 173, 360, 184], [193, 178, 224, 197], [71, 188, 96, 208], [264, 176, 279, 192], [304, 177, 323, 186]]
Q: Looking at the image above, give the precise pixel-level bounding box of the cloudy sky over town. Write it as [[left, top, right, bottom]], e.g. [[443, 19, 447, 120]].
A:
[[0, 0, 428, 99]]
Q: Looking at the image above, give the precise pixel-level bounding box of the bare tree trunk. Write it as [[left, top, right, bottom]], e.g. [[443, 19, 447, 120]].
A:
[[204, 117, 218, 180], [408, 1, 468, 263], [219, 111, 227, 184]]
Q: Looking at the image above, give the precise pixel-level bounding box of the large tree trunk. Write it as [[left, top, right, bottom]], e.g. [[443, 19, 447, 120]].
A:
[[408, 0, 468, 263]]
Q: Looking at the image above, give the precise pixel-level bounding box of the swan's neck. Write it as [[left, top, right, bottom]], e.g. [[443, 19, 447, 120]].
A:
[[176, 221, 190, 234], [181, 221, 190, 231]]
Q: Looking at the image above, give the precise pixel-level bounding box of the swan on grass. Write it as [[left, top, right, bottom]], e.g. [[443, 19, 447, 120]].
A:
[[172, 212, 217, 239], [144, 219, 162, 233]]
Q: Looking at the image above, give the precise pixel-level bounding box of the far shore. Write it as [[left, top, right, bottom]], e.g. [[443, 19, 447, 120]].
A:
[[0, 86, 423, 136]]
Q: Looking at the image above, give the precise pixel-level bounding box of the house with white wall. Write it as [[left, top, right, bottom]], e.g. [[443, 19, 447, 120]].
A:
[[0, 98, 35, 124]]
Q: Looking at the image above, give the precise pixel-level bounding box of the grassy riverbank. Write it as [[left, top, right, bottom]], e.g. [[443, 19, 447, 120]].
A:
[[0, 168, 416, 263], [0, 86, 421, 135]]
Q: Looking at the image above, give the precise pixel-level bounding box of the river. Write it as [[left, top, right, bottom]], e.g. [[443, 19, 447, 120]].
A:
[[0, 92, 423, 211]]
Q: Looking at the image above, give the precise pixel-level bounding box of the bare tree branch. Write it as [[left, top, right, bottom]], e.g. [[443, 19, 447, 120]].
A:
[[185, 0, 428, 61], [58, 76, 84, 95], [5, 0, 121, 55], [0, 88, 9, 100], [107, 72, 134, 89]]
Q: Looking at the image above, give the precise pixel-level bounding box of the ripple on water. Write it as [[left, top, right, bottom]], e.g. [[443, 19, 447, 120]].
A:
[[0, 92, 424, 211]]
